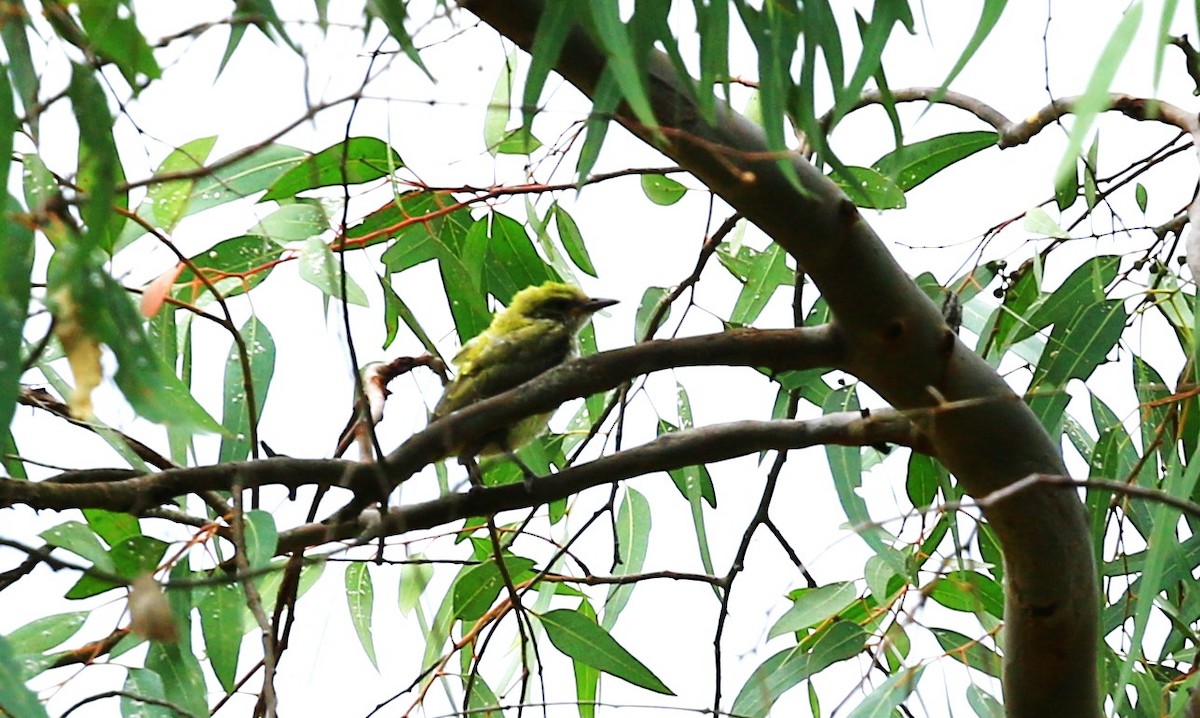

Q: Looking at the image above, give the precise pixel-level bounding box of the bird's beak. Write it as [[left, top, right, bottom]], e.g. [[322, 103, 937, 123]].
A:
[[579, 297, 618, 314]]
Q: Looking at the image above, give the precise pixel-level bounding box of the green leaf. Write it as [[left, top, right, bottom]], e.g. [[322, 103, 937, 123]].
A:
[[48, 247, 222, 433], [0, 634, 48, 718], [298, 237, 368, 306], [522, 2, 576, 130], [485, 53, 515, 156], [539, 608, 674, 695], [263, 137, 403, 201], [370, 191, 470, 259], [453, 556, 537, 622], [829, 166, 905, 209], [846, 666, 924, 718], [586, 1, 657, 133], [1054, 160, 1078, 211], [966, 685, 1005, 718], [1055, 3, 1142, 186], [377, 275, 440, 356], [927, 570, 1005, 619], [365, 0, 433, 80], [242, 510, 277, 572], [601, 488, 651, 631], [83, 508, 141, 547], [198, 582, 245, 693], [1084, 134, 1100, 209], [67, 62, 126, 252], [218, 316, 276, 463], [640, 174, 686, 205], [66, 535, 168, 599], [143, 136, 218, 237], [768, 582, 859, 639], [398, 554, 433, 615], [1013, 255, 1120, 345], [572, 600, 601, 718], [345, 562, 378, 669], [929, 0, 1008, 104], [1023, 207, 1069, 239], [0, 195, 33, 434], [41, 521, 115, 573], [872, 131, 997, 191], [5, 612, 88, 655], [494, 126, 543, 155], [173, 235, 284, 305], [146, 639, 207, 718], [3, 14, 38, 141], [731, 243, 792, 325], [732, 620, 867, 717], [906, 452, 943, 507], [635, 286, 670, 340], [1135, 182, 1148, 212], [553, 204, 597, 277], [121, 668, 173, 718], [823, 387, 904, 574], [247, 203, 329, 244], [932, 628, 1002, 677], [475, 214, 556, 304], [1027, 300, 1126, 428], [76, 0, 161, 86], [189, 144, 307, 213]]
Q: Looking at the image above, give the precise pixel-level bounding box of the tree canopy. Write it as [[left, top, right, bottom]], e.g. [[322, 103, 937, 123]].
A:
[[2, 2, 1200, 718]]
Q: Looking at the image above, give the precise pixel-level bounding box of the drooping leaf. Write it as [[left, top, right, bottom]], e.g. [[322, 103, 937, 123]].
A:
[[1054, 3, 1142, 186], [0, 194, 33, 433], [732, 620, 867, 717], [218, 316, 275, 463], [47, 246, 222, 432], [198, 581, 245, 693], [553, 204, 598, 277], [121, 668, 173, 718], [540, 608, 674, 695], [67, 62, 126, 252], [345, 562, 378, 669], [75, 0, 161, 86], [845, 666, 924, 718], [928, 0, 1008, 104], [0, 634, 48, 718], [298, 237, 369, 306], [601, 488, 651, 630], [823, 386, 904, 573]]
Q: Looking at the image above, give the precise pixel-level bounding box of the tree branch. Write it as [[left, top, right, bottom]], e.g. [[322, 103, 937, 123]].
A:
[[278, 409, 926, 553], [828, 88, 1199, 145], [0, 327, 842, 514]]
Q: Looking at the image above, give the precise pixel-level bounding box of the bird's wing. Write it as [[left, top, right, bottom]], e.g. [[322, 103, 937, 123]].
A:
[[434, 321, 573, 418]]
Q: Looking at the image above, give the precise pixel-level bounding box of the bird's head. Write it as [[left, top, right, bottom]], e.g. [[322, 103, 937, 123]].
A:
[[504, 281, 618, 333]]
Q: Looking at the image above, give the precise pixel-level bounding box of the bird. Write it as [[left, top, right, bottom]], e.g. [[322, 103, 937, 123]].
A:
[[431, 281, 617, 465]]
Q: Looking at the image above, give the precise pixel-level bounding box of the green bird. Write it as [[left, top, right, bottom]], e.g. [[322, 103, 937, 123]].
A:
[[432, 281, 617, 460]]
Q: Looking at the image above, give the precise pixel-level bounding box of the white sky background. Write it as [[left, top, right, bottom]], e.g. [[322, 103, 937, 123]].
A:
[[3, 1, 1199, 716]]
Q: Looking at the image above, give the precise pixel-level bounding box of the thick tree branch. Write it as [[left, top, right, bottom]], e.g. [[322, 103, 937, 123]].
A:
[[0, 327, 842, 513], [457, 2, 1100, 715], [278, 410, 926, 552]]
